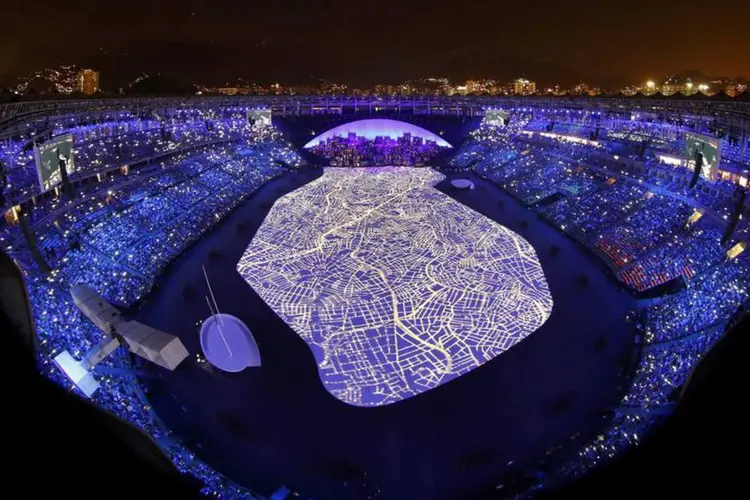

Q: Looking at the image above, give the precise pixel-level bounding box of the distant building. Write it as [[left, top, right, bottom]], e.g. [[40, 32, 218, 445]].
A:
[[725, 83, 745, 97], [408, 77, 451, 96], [374, 84, 399, 95], [78, 69, 100, 95], [320, 80, 348, 95], [658, 76, 709, 96], [16, 65, 79, 94], [660, 83, 681, 95], [461, 79, 501, 95], [571, 82, 591, 96], [510, 78, 536, 96]]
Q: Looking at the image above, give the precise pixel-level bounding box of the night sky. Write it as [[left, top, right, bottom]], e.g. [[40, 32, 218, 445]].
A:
[[1, 0, 748, 88]]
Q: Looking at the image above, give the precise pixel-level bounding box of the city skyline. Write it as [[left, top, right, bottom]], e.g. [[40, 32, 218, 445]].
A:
[[4, 66, 747, 99], [1, 0, 748, 89]]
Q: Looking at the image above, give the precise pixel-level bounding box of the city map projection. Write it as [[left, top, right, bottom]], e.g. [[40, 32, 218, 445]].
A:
[[237, 168, 553, 406]]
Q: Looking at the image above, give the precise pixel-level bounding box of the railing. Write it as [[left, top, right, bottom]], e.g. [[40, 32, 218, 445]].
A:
[[2, 94, 750, 128], [3, 136, 240, 210]]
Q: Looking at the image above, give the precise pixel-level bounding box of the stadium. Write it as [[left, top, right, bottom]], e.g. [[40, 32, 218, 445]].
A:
[[2, 94, 749, 499]]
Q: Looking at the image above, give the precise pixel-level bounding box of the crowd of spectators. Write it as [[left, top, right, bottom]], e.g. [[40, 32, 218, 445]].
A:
[[3, 104, 748, 498], [517, 110, 750, 166], [641, 256, 750, 343], [543, 180, 648, 237], [451, 113, 531, 171], [618, 218, 726, 291], [3, 114, 303, 499], [552, 411, 654, 480], [308, 134, 446, 167], [621, 327, 725, 408], [452, 123, 743, 294], [41, 142, 297, 306], [450, 113, 750, 491], [32, 271, 266, 498], [596, 195, 695, 267], [503, 157, 574, 205], [0, 109, 281, 206]]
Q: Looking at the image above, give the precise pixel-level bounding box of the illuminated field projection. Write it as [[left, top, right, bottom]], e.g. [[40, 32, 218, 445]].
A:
[[237, 168, 552, 407]]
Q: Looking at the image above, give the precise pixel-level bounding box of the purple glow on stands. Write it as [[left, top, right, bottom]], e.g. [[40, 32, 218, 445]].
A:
[[304, 119, 453, 148]]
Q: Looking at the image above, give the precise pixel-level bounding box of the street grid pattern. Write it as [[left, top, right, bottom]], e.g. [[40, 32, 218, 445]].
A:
[[237, 167, 553, 406]]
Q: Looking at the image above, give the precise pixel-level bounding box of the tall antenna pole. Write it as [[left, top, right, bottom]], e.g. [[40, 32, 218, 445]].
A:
[[205, 295, 232, 357], [202, 265, 232, 356], [202, 265, 225, 326]]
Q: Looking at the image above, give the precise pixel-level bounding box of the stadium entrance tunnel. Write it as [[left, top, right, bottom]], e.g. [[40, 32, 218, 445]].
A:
[[237, 167, 553, 407]]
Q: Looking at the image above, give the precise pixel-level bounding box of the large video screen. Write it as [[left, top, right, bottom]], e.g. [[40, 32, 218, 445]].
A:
[[685, 132, 720, 180], [248, 108, 272, 126], [34, 134, 75, 192], [484, 109, 510, 126]]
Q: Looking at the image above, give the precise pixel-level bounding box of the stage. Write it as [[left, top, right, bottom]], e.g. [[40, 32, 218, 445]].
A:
[[136, 167, 636, 500], [237, 167, 552, 406]]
